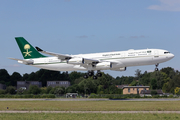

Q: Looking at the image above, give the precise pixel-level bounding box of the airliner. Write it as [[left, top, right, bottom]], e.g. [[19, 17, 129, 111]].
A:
[[10, 37, 174, 79]]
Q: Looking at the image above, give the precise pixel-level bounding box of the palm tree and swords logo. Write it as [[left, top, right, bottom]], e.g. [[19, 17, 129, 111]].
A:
[[23, 44, 32, 57]]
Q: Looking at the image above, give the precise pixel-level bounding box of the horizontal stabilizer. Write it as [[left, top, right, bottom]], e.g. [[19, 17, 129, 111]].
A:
[[9, 58, 34, 65]]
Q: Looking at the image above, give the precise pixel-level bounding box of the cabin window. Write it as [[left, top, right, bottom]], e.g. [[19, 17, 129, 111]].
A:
[[147, 51, 151, 53]]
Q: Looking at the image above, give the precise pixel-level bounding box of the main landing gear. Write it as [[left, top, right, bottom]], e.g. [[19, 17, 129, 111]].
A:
[[155, 63, 159, 71], [83, 70, 102, 79]]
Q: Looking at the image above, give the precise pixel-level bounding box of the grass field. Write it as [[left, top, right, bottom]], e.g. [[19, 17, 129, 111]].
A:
[[1, 100, 180, 120], [0, 100, 180, 111], [0, 113, 180, 120]]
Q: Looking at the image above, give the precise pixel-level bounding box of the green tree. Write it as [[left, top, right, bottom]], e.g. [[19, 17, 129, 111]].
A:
[[151, 90, 157, 96], [22, 73, 29, 81], [130, 80, 139, 86], [28, 72, 37, 81], [140, 71, 151, 86], [69, 71, 84, 84], [10, 72, 22, 86], [97, 85, 104, 94], [78, 79, 98, 94], [0, 89, 5, 94], [135, 69, 141, 80], [5, 86, 16, 94], [0, 69, 10, 85], [108, 85, 122, 94], [66, 84, 80, 93], [28, 85, 41, 94], [46, 86, 53, 94], [151, 78, 157, 89], [54, 87, 65, 95]]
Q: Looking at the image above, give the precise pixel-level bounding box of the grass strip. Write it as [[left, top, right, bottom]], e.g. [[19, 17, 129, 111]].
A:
[[0, 101, 180, 111], [0, 113, 180, 120]]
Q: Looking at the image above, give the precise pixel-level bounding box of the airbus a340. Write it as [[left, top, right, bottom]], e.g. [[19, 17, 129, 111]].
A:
[[10, 37, 174, 79]]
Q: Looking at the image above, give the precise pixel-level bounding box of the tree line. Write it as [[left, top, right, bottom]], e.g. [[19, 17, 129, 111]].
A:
[[0, 67, 180, 94]]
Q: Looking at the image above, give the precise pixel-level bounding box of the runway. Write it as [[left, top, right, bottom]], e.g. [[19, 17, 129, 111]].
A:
[[0, 98, 180, 101], [0, 111, 180, 113]]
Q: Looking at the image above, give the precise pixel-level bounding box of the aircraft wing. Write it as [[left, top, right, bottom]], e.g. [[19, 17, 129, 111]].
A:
[[35, 47, 100, 65], [9, 58, 34, 65], [35, 47, 72, 60]]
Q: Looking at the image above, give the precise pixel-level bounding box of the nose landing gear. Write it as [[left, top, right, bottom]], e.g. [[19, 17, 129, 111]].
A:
[[155, 63, 159, 71]]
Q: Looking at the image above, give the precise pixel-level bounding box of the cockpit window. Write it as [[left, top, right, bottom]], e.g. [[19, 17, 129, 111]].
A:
[[147, 51, 151, 53], [164, 52, 170, 54]]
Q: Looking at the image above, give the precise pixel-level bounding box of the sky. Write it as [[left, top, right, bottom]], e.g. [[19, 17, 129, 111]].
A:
[[1, 0, 180, 78]]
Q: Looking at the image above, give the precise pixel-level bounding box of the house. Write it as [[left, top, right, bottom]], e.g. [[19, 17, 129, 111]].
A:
[[0, 83, 6, 90], [140, 90, 163, 97], [47, 81, 70, 88], [17, 81, 42, 90], [118, 86, 150, 94]]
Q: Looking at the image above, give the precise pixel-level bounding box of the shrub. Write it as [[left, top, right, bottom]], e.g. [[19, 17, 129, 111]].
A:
[[168, 94, 174, 98], [0, 89, 5, 94], [151, 90, 157, 96], [5, 86, 16, 94], [28, 85, 41, 94]]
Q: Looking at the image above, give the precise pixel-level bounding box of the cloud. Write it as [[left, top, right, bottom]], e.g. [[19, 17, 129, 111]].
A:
[[148, 0, 180, 11], [130, 35, 148, 39], [77, 35, 88, 38], [130, 36, 138, 39]]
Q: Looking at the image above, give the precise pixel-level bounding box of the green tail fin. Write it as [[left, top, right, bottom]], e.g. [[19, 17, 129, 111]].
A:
[[15, 37, 46, 59]]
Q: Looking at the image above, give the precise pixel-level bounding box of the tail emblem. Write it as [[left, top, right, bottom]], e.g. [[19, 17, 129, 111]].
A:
[[23, 44, 32, 57]]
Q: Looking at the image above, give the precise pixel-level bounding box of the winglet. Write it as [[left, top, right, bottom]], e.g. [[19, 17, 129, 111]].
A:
[[35, 47, 43, 52]]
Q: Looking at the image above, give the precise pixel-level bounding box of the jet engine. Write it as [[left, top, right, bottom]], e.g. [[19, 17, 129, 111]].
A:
[[111, 67, 127, 71], [67, 58, 83, 64], [95, 62, 111, 70], [110, 62, 126, 71], [94, 62, 126, 71]]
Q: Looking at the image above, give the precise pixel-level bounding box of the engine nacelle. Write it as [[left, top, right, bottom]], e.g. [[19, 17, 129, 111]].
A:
[[95, 62, 111, 70], [67, 58, 83, 65], [111, 67, 127, 71]]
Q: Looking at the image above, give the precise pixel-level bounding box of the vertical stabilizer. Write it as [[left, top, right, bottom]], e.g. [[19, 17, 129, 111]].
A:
[[15, 37, 46, 59]]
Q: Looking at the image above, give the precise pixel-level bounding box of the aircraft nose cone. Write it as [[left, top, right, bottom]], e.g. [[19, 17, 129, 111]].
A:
[[169, 53, 174, 59]]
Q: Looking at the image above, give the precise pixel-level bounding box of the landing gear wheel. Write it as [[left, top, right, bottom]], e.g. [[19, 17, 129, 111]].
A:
[[155, 63, 159, 71], [97, 73, 102, 77], [83, 74, 88, 79], [88, 71, 94, 76], [93, 75, 97, 79]]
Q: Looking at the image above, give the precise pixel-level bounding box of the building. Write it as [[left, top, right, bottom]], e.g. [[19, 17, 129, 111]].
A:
[[0, 83, 6, 90], [120, 86, 150, 94], [17, 81, 42, 90], [140, 90, 163, 97], [47, 81, 70, 88]]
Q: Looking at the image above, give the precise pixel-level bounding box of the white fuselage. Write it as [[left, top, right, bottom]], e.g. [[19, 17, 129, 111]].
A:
[[19, 49, 174, 72]]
